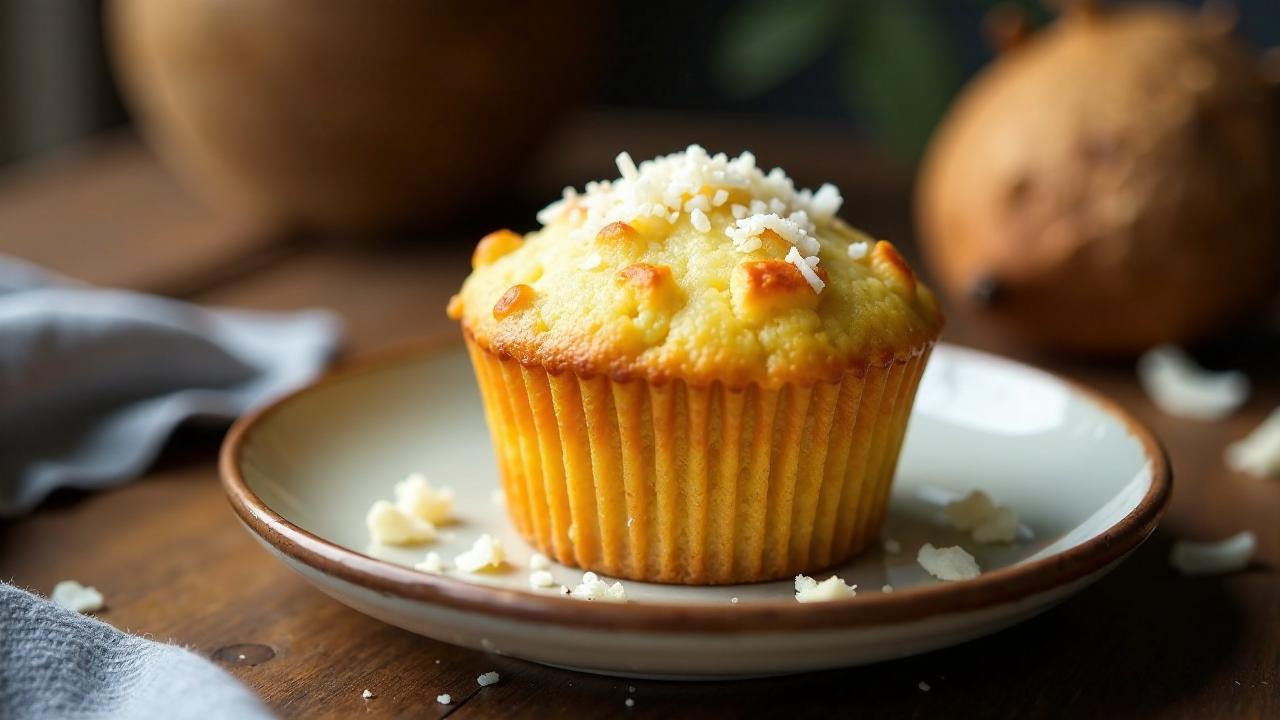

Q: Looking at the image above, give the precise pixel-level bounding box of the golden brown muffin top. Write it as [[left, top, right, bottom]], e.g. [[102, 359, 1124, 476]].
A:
[[450, 146, 942, 388]]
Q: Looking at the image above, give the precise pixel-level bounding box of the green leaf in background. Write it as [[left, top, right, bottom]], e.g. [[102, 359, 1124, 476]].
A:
[[840, 0, 963, 162], [712, 0, 847, 98]]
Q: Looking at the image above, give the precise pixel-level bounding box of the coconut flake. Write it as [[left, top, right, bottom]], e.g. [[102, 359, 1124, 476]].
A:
[[366, 501, 437, 545], [393, 473, 455, 525], [616, 151, 639, 181], [943, 490, 1020, 544], [51, 580, 104, 613], [690, 208, 711, 233], [415, 551, 445, 574], [569, 572, 627, 602], [785, 246, 825, 294], [1225, 408, 1280, 478], [1137, 345, 1249, 420], [1170, 532, 1256, 576], [847, 241, 870, 260], [454, 534, 507, 573], [794, 574, 856, 602], [917, 544, 981, 581], [972, 506, 1019, 544], [538, 145, 843, 249]]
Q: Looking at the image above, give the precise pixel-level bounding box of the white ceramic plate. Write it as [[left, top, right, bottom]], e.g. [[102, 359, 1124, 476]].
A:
[[221, 341, 1169, 679]]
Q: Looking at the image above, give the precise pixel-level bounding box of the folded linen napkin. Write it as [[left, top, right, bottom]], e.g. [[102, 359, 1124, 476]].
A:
[[0, 582, 273, 720], [0, 255, 343, 516]]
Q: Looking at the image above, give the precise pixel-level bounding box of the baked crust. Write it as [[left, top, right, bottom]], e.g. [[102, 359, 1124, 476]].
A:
[[452, 210, 942, 389]]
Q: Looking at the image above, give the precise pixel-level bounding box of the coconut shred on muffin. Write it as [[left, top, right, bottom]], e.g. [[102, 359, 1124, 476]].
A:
[[448, 146, 942, 585]]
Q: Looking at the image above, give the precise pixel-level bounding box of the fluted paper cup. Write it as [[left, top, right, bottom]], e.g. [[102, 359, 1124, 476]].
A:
[[466, 336, 931, 585]]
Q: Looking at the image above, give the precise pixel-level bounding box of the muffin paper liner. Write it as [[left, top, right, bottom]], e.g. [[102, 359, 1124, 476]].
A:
[[466, 337, 931, 585]]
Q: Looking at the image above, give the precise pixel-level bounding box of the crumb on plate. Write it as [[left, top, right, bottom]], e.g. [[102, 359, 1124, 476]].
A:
[[415, 551, 444, 574], [570, 572, 627, 602], [366, 500, 436, 546], [794, 574, 856, 602], [917, 544, 981, 581], [454, 534, 507, 573]]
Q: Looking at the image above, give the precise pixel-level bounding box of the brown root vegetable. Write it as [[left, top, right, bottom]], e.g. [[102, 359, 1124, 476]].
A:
[[917, 2, 1280, 355]]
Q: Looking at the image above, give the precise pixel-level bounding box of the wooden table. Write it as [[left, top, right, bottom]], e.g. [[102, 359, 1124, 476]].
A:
[[2, 112, 1276, 718]]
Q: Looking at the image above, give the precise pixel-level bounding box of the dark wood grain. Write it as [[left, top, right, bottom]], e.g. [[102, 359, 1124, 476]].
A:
[[1, 113, 1276, 719]]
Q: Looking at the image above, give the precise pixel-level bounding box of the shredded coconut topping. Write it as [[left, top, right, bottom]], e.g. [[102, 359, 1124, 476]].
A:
[[1225, 407, 1280, 478], [536, 145, 843, 293], [785, 246, 825, 293]]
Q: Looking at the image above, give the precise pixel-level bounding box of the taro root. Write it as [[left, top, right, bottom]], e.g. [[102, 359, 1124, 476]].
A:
[[917, 1, 1280, 355]]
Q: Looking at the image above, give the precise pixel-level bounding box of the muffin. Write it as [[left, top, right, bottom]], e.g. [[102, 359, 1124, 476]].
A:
[[448, 146, 942, 584]]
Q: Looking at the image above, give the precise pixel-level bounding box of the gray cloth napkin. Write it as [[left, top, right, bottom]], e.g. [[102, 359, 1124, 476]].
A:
[[0, 255, 343, 516], [0, 582, 273, 720]]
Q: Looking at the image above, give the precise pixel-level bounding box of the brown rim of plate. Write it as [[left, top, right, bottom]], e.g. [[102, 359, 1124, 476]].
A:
[[219, 337, 1172, 635]]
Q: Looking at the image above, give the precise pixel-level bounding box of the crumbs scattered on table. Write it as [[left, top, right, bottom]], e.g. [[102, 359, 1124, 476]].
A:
[[730, 597, 739, 604], [51, 580, 105, 613], [882, 538, 901, 554], [361, 689, 374, 699], [1137, 345, 1249, 421], [454, 534, 508, 573], [1169, 532, 1256, 576], [529, 552, 552, 571], [437, 693, 452, 704], [477, 671, 500, 687], [625, 698, 636, 708], [881, 584, 894, 593], [1225, 408, 1280, 478], [918, 681, 931, 692]]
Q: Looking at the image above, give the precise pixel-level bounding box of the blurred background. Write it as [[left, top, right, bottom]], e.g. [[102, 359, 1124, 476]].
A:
[[1, 0, 1278, 359], [4, 0, 1278, 164]]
